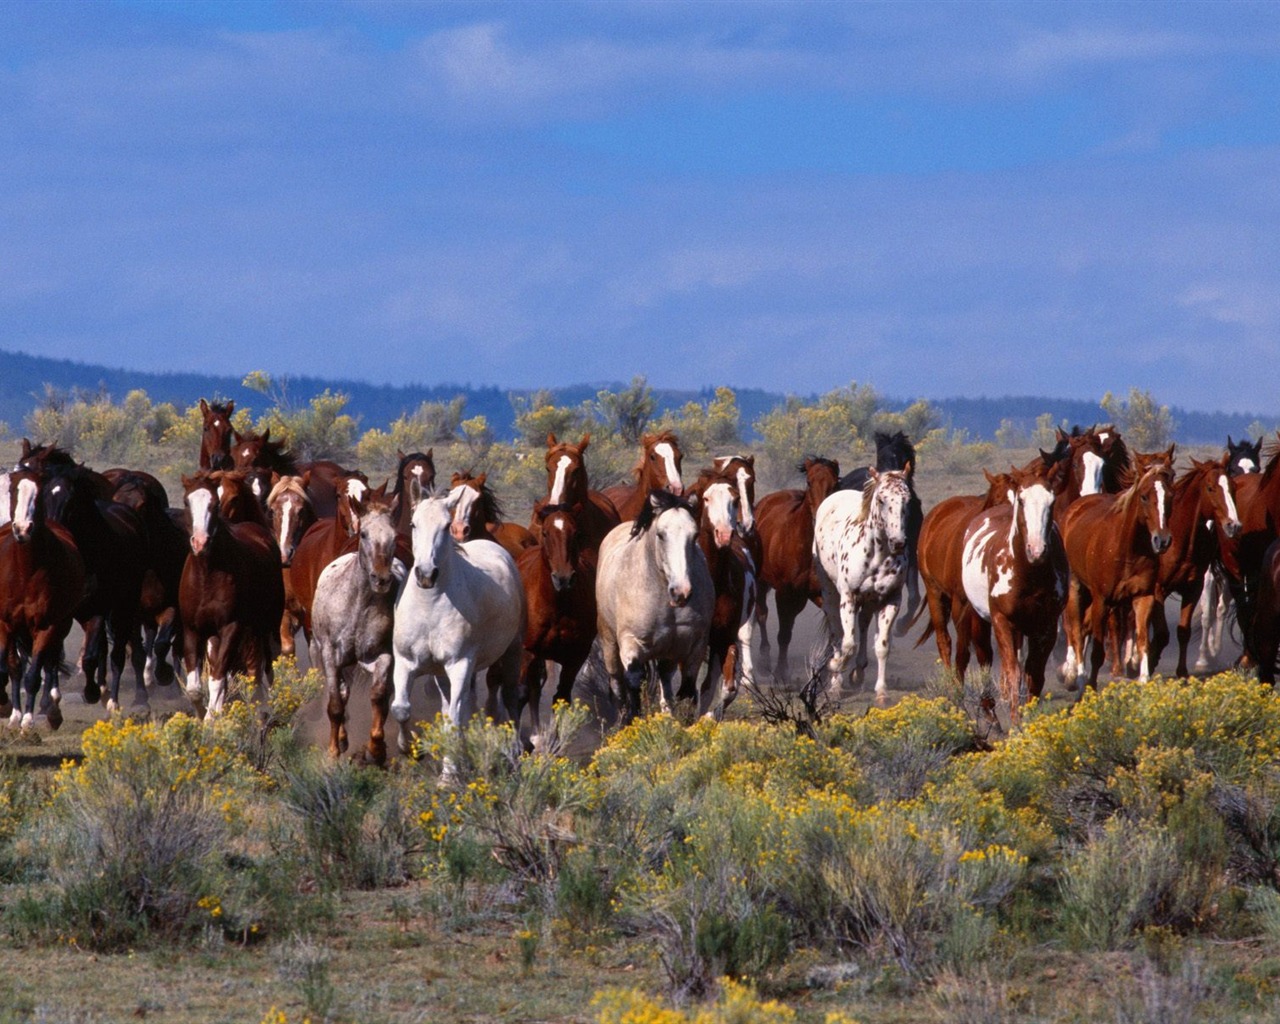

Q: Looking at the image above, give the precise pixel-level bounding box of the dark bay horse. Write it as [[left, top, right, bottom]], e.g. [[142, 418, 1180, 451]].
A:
[[178, 472, 285, 719], [602, 431, 684, 523], [0, 467, 87, 730], [1061, 448, 1176, 691], [960, 459, 1067, 725], [392, 449, 435, 536], [516, 502, 598, 747], [754, 456, 840, 678], [200, 399, 238, 471]]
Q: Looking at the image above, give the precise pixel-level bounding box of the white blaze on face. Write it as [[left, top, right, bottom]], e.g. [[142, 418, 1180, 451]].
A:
[[188, 487, 214, 552], [277, 499, 294, 550], [1081, 451, 1105, 495], [654, 442, 682, 495], [448, 484, 477, 540], [242, 447, 252, 460], [550, 455, 572, 504], [1237, 458, 1258, 474], [1154, 479, 1168, 531], [1020, 483, 1055, 562], [657, 508, 696, 603], [735, 467, 754, 531], [346, 477, 367, 500], [0, 473, 10, 527], [704, 482, 738, 548], [1218, 473, 1242, 529], [11, 478, 38, 536]]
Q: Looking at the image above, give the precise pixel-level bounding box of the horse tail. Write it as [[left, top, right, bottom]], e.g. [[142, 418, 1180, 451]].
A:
[[904, 597, 932, 647]]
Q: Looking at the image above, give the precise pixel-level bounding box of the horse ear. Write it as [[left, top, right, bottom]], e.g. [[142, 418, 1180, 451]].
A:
[[19, 438, 31, 458], [687, 491, 700, 513], [579, 433, 591, 451], [200, 398, 209, 415], [546, 432, 558, 447], [301, 469, 312, 489], [903, 459, 914, 478], [425, 447, 433, 459], [984, 469, 997, 484], [226, 400, 234, 415], [475, 472, 487, 488], [397, 448, 405, 461], [408, 475, 423, 510], [745, 454, 754, 468]]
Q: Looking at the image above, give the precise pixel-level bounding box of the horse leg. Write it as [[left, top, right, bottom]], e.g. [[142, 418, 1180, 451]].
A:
[[0, 626, 12, 724], [655, 659, 679, 717], [80, 617, 104, 705], [1149, 599, 1171, 676], [1025, 624, 1058, 701], [315, 641, 347, 758], [1175, 593, 1197, 678], [490, 639, 523, 729], [756, 582, 772, 663], [360, 652, 393, 766], [991, 613, 1022, 725], [735, 585, 757, 693], [1060, 577, 1086, 690], [700, 643, 725, 718], [519, 653, 547, 751], [1085, 601, 1108, 691], [871, 598, 900, 701], [927, 585, 954, 669], [389, 657, 419, 757], [181, 623, 207, 719], [773, 587, 806, 682], [205, 624, 241, 720], [1132, 596, 1157, 682]]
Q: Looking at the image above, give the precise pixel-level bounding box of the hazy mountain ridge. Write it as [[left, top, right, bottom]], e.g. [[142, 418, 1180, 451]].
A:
[[0, 348, 1269, 446]]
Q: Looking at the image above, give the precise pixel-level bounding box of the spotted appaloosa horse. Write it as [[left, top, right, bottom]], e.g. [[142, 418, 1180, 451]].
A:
[[310, 488, 406, 764], [961, 459, 1067, 725], [0, 466, 86, 730], [602, 431, 684, 523], [754, 456, 840, 679], [1061, 448, 1176, 692], [813, 469, 912, 700], [200, 399, 238, 471], [596, 490, 713, 724]]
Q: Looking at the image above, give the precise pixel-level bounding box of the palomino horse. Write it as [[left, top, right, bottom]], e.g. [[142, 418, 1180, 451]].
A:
[[447, 471, 536, 561], [1195, 435, 1263, 671], [961, 459, 1067, 724], [530, 434, 620, 558], [1146, 456, 1242, 677], [0, 466, 86, 730], [392, 449, 436, 536], [755, 456, 840, 678], [310, 489, 406, 765], [596, 490, 713, 724], [687, 473, 757, 718], [178, 472, 285, 719], [266, 474, 317, 658], [839, 432, 924, 633], [813, 469, 912, 699], [602, 431, 685, 522], [390, 490, 526, 759], [199, 399, 238, 471], [516, 502, 597, 747], [1061, 448, 1176, 691]]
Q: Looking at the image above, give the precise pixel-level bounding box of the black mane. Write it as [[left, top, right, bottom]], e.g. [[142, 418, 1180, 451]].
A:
[[630, 489, 698, 538]]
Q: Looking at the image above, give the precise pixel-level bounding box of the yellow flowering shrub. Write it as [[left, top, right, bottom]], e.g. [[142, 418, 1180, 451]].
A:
[[593, 979, 817, 1024]]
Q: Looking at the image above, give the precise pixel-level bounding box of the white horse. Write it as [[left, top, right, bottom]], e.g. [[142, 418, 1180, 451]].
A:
[[310, 489, 406, 765], [596, 490, 713, 724], [390, 489, 525, 758], [812, 469, 912, 698]]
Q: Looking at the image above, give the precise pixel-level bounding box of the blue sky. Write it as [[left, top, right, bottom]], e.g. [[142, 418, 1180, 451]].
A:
[[2, 1, 1279, 413]]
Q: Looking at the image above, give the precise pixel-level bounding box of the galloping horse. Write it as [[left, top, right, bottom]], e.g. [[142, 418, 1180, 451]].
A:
[[232, 430, 358, 520], [0, 467, 86, 730], [1147, 456, 1242, 677], [391, 449, 436, 536], [178, 472, 285, 719], [602, 431, 684, 523], [531, 434, 620, 558], [199, 399, 238, 471], [961, 459, 1067, 724], [839, 432, 924, 632], [596, 490, 713, 724], [266, 474, 317, 658], [310, 489, 406, 764], [447, 471, 536, 561], [287, 476, 370, 640], [687, 473, 757, 718], [390, 490, 526, 761], [754, 456, 840, 678], [516, 501, 598, 747], [813, 469, 913, 699], [1061, 448, 1176, 691]]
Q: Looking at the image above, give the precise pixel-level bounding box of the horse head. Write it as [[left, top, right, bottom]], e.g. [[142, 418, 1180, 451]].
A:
[[1007, 461, 1057, 563], [351, 489, 400, 595], [700, 478, 741, 550], [864, 468, 911, 557], [536, 502, 580, 592], [182, 472, 223, 556], [266, 473, 315, 566], [1131, 447, 1176, 554], [199, 399, 238, 471], [1190, 455, 1242, 540], [1067, 429, 1107, 498], [711, 454, 757, 533], [873, 431, 916, 479], [801, 456, 840, 512], [633, 489, 700, 607], [1226, 435, 1263, 476], [395, 449, 436, 505], [545, 434, 590, 505], [448, 472, 493, 542], [638, 432, 683, 497], [410, 493, 457, 590], [8, 467, 43, 543]]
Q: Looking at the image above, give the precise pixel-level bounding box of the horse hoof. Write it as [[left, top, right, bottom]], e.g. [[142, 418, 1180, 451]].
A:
[[45, 704, 63, 732], [106, 699, 119, 714], [7, 709, 20, 730], [155, 661, 176, 686], [83, 683, 101, 705], [874, 691, 889, 706]]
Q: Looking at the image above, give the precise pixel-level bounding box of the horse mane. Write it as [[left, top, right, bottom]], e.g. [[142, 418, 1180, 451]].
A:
[[853, 474, 879, 525], [1261, 437, 1280, 481], [240, 432, 299, 475], [17, 441, 77, 472], [797, 455, 839, 477], [873, 431, 916, 472], [630, 489, 697, 538], [266, 475, 311, 507], [453, 472, 504, 523], [1109, 464, 1167, 518]]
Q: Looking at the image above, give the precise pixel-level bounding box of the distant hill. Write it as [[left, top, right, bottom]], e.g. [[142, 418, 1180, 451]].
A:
[[0, 348, 1271, 446]]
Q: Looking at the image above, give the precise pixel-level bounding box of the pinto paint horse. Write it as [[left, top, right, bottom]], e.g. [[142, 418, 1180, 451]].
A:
[[596, 490, 713, 724], [199, 399, 238, 471], [530, 434, 620, 559], [602, 431, 685, 523], [390, 490, 526, 764], [516, 501, 598, 747], [813, 470, 912, 699], [754, 456, 840, 678], [310, 489, 406, 764], [1060, 448, 1176, 691], [0, 467, 86, 731], [447, 471, 537, 561], [178, 472, 285, 720], [961, 460, 1067, 725]]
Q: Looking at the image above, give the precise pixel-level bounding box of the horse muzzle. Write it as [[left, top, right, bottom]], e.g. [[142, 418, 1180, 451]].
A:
[[714, 526, 733, 548], [190, 534, 209, 556], [1223, 520, 1242, 539], [450, 523, 469, 542], [370, 573, 394, 594], [668, 584, 690, 607], [552, 571, 574, 592], [1151, 530, 1173, 554], [11, 523, 31, 544], [415, 566, 439, 589]]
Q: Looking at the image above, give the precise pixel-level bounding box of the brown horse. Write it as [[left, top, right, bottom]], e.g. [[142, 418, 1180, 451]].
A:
[[267, 474, 317, 658], [1061, 448, 1176, 691], [602, 431, 684, 522], [178, 471, 285, 719], [754, 456, 840, 679], [391, 449, 435, 536], [1146, 456, 1242, 677], [694, 454, 763, 582], [288, 477, 371, 641], [516, 502, 598, 747], [448, 471, 536, 561], [530, 434, 620, 558], [199, 399, 238, 471], [1215, 437, 1280, 666], [0, 466, 87, 731], [960, 459, 1067, 724]]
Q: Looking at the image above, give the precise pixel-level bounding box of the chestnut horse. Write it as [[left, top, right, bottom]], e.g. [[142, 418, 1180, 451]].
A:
[[0, 466, 87, 730], [448, 471, 536, 561], [754, 456, 840, 679], [178, 472, 285, 719], [310, 489, 405, 764], [530, 433, 620, 558], [267, 474, 317, 658], [602, 431, 684, 523], [961, 459, 1067, 724], [516, 502, 598, 747], [1061, 449, 1176, 691], [199, 399, 238, 471], [231, 429, 357, 520]]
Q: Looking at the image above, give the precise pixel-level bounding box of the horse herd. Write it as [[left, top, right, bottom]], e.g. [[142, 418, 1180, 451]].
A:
[[1, 402, 1278, 760]]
